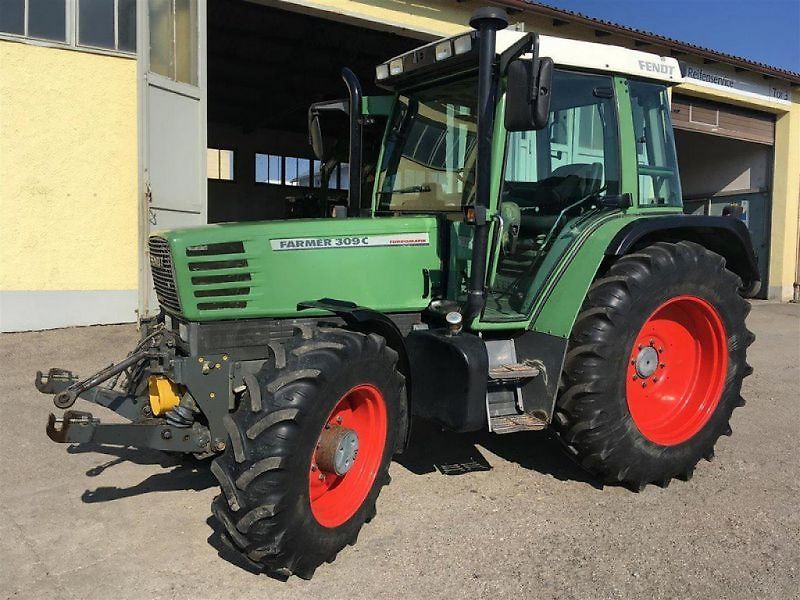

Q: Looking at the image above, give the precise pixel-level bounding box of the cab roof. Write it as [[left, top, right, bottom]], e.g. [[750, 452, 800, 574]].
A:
[[498, 30, 683, 84], [378, 29, 683, 88]]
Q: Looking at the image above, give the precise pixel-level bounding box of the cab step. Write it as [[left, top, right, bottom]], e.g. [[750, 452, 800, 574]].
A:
[[489, 412, 547, 434], [488, 363, 540, 381]]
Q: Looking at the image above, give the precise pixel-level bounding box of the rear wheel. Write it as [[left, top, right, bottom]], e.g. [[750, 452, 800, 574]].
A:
[[210, 328, 405, 578], [554, 241, 754, 490]]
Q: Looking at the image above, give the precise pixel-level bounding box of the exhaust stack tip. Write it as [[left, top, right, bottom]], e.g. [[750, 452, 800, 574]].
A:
[[469, 6, 509, 30]]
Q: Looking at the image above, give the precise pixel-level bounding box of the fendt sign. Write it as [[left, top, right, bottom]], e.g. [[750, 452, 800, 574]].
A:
[[638, 60, 676, 77]]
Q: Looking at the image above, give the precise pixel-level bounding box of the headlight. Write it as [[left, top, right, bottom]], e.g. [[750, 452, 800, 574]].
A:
[[178, 321, 189, 343], [375, 63, 390, 80], [453, 34, 472, 55], [435, 41, 453, 61], [389, 58, 404, 76]]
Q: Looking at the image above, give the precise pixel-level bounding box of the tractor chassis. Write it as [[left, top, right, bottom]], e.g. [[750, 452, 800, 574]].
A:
[[35, 310, 423, 455]]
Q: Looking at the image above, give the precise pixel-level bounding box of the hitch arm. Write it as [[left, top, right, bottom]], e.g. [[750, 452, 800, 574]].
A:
[[46, 411, 210, 453], [37, 348, 156, 410]]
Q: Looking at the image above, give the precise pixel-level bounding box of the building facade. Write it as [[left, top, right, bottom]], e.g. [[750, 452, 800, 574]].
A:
[[1, 0, 798, 332]]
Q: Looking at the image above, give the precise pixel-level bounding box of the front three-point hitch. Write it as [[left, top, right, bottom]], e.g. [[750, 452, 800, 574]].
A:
[[35, 323, 214, 454]]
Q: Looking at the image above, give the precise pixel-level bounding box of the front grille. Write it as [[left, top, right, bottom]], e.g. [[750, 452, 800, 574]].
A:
[[148, 237, 182, 314], [185, 241, 251, 312]]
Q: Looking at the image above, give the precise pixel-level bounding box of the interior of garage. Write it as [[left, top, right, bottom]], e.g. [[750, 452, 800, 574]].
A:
[[672, 95, 775, 297], [206, 0, 421, 223]]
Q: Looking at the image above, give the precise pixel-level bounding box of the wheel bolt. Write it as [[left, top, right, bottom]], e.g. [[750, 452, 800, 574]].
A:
[[652, 377, 658, 383], [318, 473, 325, 481], [631, 359, 636, 365], [311, 464, 317, 472], [632, 375, 638, 380], [638, 344, 643, 350], [658, 347, 664, 353], [649, 339, 655, 346], [641, 382, 647, 388], [336, 416, 343, 424], [660, 363, 666, 368]]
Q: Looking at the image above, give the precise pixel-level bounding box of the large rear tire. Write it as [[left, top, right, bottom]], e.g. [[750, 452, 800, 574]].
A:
[[554, 241, 754, 490], [210, 327, 405, 578]]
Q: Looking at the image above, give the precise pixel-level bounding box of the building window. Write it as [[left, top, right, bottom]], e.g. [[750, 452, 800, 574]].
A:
[[0, 0, 67, 41], [208, 148, 234, 181], [255, 153, 283, 184], [285, 157, 312, 187], [0, 0, 135, 54], [255, 154, 349, 190], [149, 0, 197, 85], [77, 0, 136, 53]]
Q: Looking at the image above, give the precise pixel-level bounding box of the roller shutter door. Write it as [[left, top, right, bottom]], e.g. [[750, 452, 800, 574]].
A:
[[671, 95, 775, 145]]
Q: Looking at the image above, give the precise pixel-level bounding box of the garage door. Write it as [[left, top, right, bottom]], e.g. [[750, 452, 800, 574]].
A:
[[671, 95, 775, 145]]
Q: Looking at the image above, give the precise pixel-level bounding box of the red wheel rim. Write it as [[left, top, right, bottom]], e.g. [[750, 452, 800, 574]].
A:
[[309, 384, 387, 528], [626, 295, 728, 446]]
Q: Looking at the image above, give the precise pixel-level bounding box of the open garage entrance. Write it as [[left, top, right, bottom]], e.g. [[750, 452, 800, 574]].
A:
[[205, 0, 420, 224], [672, 95, 775, 298]]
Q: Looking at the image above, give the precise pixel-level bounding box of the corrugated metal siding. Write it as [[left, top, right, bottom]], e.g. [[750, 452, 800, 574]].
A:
[[672, 95, 775, 145]]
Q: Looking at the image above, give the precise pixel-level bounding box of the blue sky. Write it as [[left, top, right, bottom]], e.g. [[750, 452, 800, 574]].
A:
[[541, 0, 800, 73]]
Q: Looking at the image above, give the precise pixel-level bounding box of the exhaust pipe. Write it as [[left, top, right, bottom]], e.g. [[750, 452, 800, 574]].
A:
[[462, 7, 509, 323]]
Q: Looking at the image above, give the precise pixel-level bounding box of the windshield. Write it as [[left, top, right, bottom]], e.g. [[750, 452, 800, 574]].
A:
[[377, 75, 478, 212]]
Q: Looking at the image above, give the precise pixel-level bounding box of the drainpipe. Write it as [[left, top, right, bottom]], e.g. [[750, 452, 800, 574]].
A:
[[793, 186, 800, 302]]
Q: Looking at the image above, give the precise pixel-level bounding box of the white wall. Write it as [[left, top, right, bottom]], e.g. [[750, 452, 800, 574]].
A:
[[675, 130, 772, 197]]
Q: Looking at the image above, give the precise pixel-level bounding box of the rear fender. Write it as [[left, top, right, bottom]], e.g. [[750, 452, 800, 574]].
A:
[[607, 215, 761, 296]]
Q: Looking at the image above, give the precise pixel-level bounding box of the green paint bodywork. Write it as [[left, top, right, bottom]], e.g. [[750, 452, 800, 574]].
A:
[[152, 72, 682, 341], [156, 216, 441, 321]]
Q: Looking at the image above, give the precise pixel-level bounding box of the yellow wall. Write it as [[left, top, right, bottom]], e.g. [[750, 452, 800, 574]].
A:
[[0, 41, 138, 291], [769, 92, 800, 300]]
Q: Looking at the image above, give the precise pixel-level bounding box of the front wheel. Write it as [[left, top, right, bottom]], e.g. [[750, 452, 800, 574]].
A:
[[210, 328, 406, 578], [554, 241, 754, 490]]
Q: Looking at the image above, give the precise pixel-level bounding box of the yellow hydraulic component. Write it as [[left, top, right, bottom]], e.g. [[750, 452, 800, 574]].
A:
[[148, 376, 182, 416]]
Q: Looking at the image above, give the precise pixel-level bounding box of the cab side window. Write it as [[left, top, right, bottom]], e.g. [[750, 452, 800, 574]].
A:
[[629, 80, 682, 206]]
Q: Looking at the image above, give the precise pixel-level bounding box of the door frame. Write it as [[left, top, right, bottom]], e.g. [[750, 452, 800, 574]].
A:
[[137, 0, 208, 320]]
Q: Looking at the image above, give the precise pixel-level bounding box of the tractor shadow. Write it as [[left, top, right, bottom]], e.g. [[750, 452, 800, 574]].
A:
[[67, 444, 217, 503], [397, 418, 603, 489]]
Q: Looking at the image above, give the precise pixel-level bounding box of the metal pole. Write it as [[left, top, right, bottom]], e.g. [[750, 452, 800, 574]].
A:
[[341, 68, 363, 216]]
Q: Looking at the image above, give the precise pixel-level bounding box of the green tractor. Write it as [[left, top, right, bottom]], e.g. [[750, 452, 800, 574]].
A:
[[38, 8, 757, 579]]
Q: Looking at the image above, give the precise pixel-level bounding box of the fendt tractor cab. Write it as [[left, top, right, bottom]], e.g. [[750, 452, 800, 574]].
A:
[[37, 8, 758, 579]]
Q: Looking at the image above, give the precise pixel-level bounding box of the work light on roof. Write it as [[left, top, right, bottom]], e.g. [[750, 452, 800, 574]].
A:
[[453, 34, 472, 55], [389, 58, 404, 76], [435, 41, 453, 61], [375, 63, 390, 80]]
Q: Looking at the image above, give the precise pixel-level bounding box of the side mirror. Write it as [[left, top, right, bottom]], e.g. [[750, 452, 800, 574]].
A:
[[505, 56, 554, 132], [600, 193, 633, 209], [308, 112, 331, 162]]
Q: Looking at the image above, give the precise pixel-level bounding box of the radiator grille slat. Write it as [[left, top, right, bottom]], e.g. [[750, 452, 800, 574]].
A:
[[148, 237, 182, 314]]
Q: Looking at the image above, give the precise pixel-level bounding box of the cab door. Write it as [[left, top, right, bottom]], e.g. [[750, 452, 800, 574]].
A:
[[137, 0, 207, 317], [483, 70, 621, 323]]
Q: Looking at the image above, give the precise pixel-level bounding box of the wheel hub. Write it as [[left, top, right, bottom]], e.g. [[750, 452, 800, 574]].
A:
[[316, 426, 359, 476], [626, 295, 728, 446], [634, 346, 659, 378]]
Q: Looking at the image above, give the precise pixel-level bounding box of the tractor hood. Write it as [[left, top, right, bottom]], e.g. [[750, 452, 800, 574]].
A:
[[149, 216, 442, 321]]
